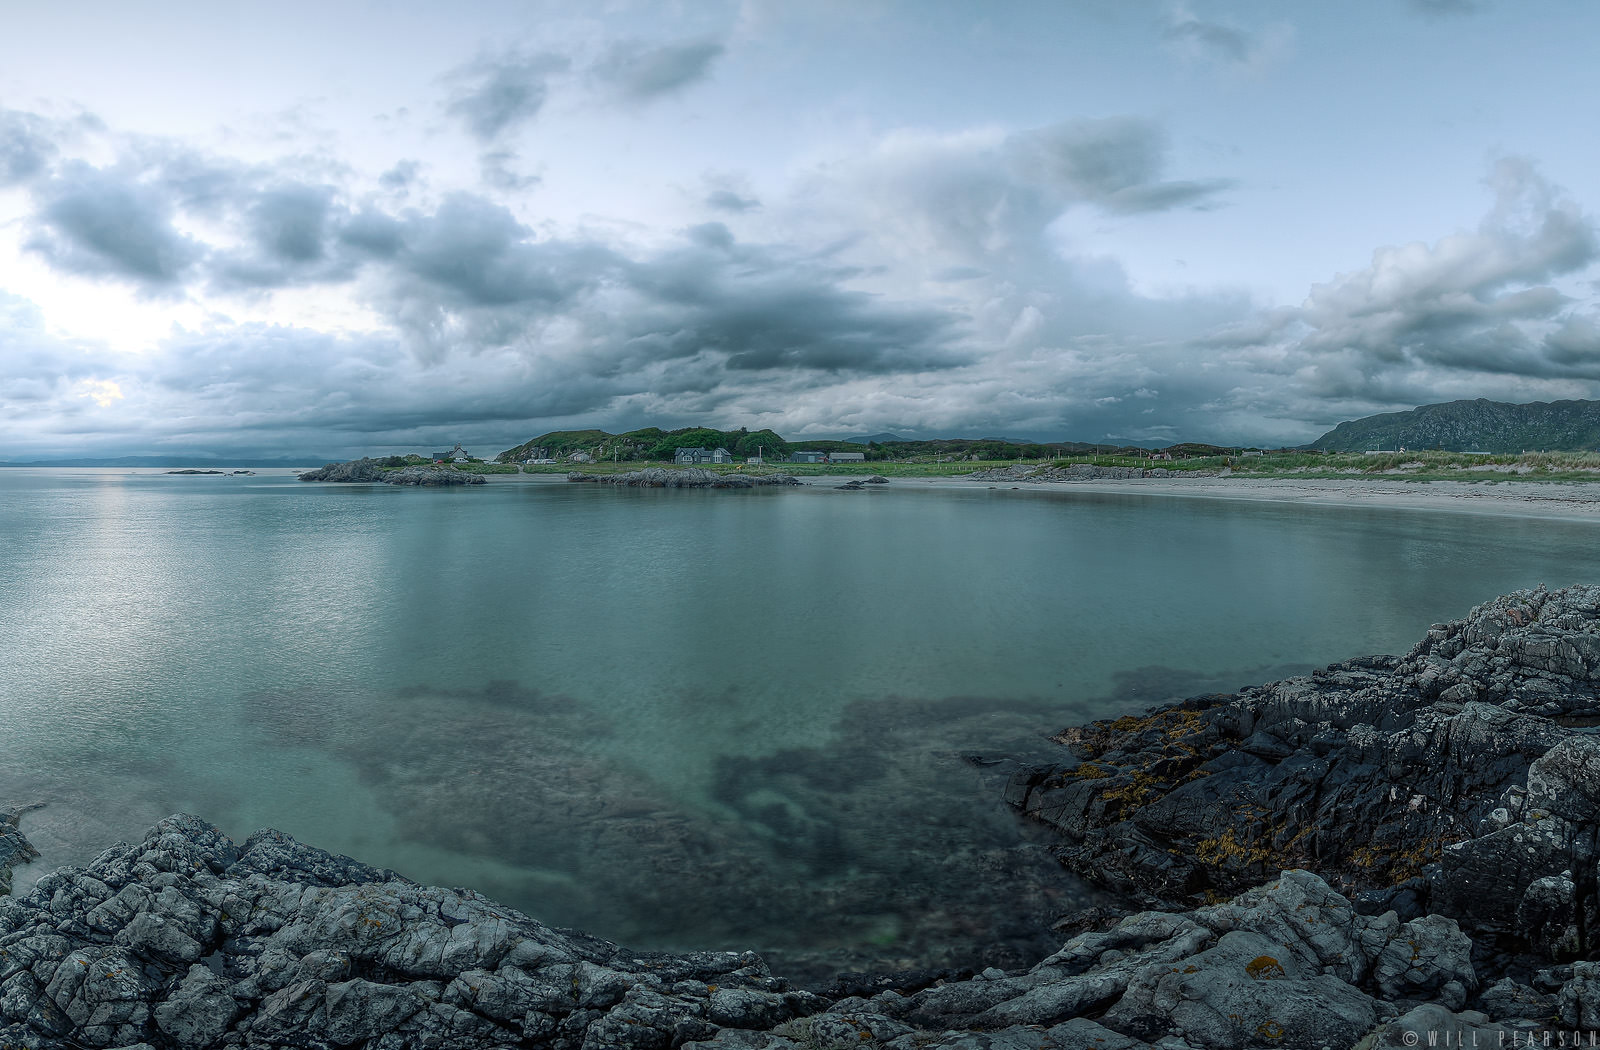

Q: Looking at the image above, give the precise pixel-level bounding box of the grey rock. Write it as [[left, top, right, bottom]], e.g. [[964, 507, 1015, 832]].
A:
[[152, 964, 240, 1048], [298, 458, 486, 485], [1009, 584, 1600, 959], [1558, 960, 1600, 1029], [1365, 1004, 1509, 1050]]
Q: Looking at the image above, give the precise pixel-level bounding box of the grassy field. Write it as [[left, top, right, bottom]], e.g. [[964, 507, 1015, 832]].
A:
[[516, 449, 1600, 482]]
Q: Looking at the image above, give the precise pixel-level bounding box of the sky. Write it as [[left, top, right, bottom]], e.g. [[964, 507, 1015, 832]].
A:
[[2, 0, 1598, 459]]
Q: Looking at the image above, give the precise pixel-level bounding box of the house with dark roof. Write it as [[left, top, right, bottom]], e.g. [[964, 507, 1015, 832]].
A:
[[675, 447, 733, 465]]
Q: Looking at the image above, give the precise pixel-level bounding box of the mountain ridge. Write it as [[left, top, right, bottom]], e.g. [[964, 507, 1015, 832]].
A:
[[1309, 398, 1600, 453]]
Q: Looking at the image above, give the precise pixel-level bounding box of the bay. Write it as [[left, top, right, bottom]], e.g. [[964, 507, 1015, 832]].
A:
[[2, 468, 1596, 977]]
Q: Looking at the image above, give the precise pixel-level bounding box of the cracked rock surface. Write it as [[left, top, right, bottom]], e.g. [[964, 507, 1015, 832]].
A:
[[0, 815, 1579, 1049], [1008, 584, 1600, 959]]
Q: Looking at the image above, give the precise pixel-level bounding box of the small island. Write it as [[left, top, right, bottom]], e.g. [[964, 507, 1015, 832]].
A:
[[297, 458, 486, 486]]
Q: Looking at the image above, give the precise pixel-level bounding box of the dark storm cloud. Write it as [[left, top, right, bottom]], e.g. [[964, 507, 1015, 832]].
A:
[[1019, 119, 1232, 214], [387, 194, 610, 309], [617, 223, 964, 375], [444, 51, 569, 142], [26, 162, 201, 287], [592, 38, 724, 102], [211, 182, 362, 290], [248, 184, 334, 263], [0, 109, 56, 184]]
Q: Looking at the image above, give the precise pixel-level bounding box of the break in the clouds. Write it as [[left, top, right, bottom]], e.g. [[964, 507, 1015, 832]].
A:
[[1, 0, 1598, 459]]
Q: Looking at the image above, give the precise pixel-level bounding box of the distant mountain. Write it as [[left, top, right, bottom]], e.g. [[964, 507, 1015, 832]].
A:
[[842, 432, 910, 445], [1309, 399, 1600, 453]]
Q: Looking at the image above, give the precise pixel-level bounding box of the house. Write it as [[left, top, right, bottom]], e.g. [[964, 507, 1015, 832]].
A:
[[746, 456, 763, 465], [430, 451, 451, 463], [674, 447, 733, 465], [827, 452, 866, 463], [788, 451, 825, 463]]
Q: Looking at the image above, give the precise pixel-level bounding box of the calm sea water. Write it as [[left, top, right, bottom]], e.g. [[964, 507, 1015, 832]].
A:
[[3, 468, 1598, 975]]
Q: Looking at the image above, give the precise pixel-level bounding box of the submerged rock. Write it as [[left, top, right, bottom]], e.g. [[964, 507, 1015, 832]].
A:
[[0, 806, 40, 895], [566, 468, 799, 488]]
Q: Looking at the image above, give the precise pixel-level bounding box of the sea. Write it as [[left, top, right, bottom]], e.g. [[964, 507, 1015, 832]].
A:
[[2, 467, 1596, 978]]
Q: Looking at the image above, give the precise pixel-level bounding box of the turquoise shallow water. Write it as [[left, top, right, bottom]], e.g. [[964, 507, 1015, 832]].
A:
[[3, 468, 1599, 972]]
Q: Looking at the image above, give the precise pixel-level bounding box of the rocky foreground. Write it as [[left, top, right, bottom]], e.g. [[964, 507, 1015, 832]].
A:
[[566, 468, 798, 488], [10, 587, 1600, 1047], [298, 460, 486, 486]]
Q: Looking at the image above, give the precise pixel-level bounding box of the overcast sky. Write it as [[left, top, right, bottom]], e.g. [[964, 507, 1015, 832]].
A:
[[2, 0, 1598, 458]]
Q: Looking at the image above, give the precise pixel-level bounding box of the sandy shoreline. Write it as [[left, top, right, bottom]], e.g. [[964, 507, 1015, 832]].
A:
[[501, 468, 1600, 520], [824, 473, 1600, 521]]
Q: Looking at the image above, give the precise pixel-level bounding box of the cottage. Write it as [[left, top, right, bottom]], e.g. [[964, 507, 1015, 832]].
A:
[[827, 452, 866, 463], [788, 451, 825, 463], [674, 447, 733, 465], [430, 451, 451, 463]]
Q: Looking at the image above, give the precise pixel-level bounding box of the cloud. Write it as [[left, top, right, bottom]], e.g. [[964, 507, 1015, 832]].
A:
[[478, 149, 541, 192], [1163, 11, 1251, 65], [615, 222, 964, 375], [1210, 157, 1600, 417], [378, 160, 421, 193], [592, 37, 724, 102], [1161, 4, 1293, 71], [445, 51, 569, 142], [211, 182, 359, 290], [26, 161, 202, 287], [1020, 118, 1232, 213], [1408, 0, 1487, 17], [0, 109, 56, 184], [705, 188, 760, 212]]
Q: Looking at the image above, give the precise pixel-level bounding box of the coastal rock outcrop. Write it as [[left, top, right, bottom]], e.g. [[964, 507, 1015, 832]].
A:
[[566, 468, 799, 488], [297, 459, 486, 486], [1007, 584, 1600, 964], [0, 815, 1556, 1049]]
